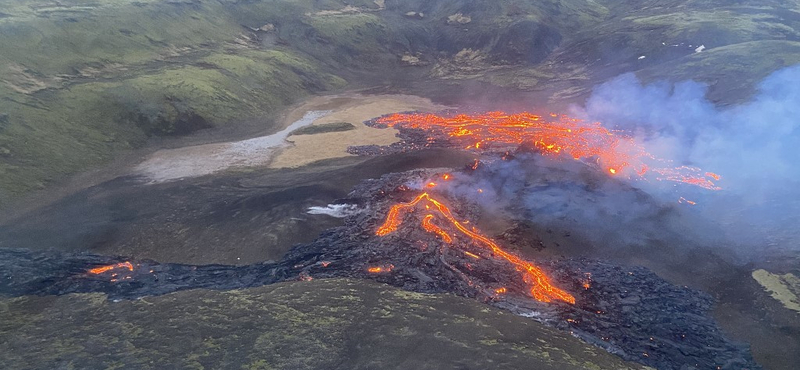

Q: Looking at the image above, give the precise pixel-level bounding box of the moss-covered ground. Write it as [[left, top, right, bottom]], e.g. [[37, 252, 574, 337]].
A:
[[0, 0, 348, 206], [2, 0, 799, 206], [289, 121, 355, 136], [0, 278, 649, 370]]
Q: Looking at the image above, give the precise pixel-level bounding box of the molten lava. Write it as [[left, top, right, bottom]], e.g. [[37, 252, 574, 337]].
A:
[[376, 192, 575, 304], [88, 262, 133, 275], [376, 111, 721, 189], [368, 265, 395, 273]]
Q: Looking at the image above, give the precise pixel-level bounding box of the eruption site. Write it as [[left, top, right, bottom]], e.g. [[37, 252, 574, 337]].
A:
[[0, 168, 761, 370], [351, 111, 721, 191], [15, 71, 800, 369], [375, 188, 575, 304]]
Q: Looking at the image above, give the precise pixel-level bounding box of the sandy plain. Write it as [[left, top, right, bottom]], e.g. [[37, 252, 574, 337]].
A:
[[134, 94, 449, 182]]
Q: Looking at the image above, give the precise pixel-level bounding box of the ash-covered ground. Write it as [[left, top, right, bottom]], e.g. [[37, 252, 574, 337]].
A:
[[0, 167, 760, 370]]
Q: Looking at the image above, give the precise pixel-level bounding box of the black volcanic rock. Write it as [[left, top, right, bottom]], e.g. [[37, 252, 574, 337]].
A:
[[0, 169, 761, 370]]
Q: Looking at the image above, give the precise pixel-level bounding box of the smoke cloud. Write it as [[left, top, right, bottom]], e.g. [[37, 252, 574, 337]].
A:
[[575, 65, 800, 255], [442, 154, 710, 260], [439, 66, 800, 260]]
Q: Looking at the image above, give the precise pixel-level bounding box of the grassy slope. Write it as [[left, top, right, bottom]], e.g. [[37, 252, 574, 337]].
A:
[[0, 0, 347, 206], [2, 0, 799, 206], [484, 0, 800, 103]]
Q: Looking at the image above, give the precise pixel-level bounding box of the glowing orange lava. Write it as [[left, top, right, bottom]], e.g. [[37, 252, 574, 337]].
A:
[[368, 264, 395, 273], [655, 167, 721, 191], [88, 262, 134, 275], [377, 112, 721, 189], [376, 192, 575, 304], [464, 251, 481, 259], [422, 214, 453, 243]]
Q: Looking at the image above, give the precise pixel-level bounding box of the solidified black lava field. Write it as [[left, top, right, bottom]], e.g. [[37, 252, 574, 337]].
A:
[[0, 168, 760, 370]]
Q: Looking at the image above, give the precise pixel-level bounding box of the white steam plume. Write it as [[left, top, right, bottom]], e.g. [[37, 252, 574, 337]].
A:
[[574, 65, 800, 254]]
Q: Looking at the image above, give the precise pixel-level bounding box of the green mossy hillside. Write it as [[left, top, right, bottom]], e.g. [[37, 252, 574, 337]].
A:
[[290, 122, 356, 136], [0, 0, 350, 206], [0, 48, 343, 205], [2, 0, 799, 206]]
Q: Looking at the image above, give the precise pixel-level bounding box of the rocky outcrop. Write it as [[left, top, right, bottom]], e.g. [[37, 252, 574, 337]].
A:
[[447, 12, 471, 25]]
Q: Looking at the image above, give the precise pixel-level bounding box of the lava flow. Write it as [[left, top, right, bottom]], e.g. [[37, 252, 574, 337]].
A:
[[376, 191, 575, 304], [87, 262, 133, 274], [375, 111, 721, 190]]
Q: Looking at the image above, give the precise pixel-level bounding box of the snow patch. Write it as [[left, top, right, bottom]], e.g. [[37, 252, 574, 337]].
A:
[[135, 110, 330, 183], [519, 310, 544, 319], [307, 204, 360, 218]]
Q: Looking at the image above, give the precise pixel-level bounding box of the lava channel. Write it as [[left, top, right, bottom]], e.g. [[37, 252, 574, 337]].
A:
[[376, 191, 575, 304], [88, 262, 134, 275]]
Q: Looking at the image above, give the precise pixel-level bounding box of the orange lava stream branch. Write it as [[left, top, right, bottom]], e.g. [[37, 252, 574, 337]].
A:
[[377, 112, 721, 190], [88, 262, 134, 275], [376, 192, 576, 304], [421, 214, 453, 243], [367, 265, 394, 273]]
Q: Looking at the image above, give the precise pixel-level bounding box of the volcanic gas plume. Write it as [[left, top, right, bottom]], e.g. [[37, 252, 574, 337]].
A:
[[576, 66, 800, 255]]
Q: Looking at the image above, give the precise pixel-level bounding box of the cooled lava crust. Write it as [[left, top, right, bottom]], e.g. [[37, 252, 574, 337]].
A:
[[0, 169, 758, 370]]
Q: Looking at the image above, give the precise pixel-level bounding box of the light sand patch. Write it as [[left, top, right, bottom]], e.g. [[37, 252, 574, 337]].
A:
[[132, 94, 447, 182], [134, 110, 329, 182], [752, 269, 800, 313], [269, 94, 450, 168]]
